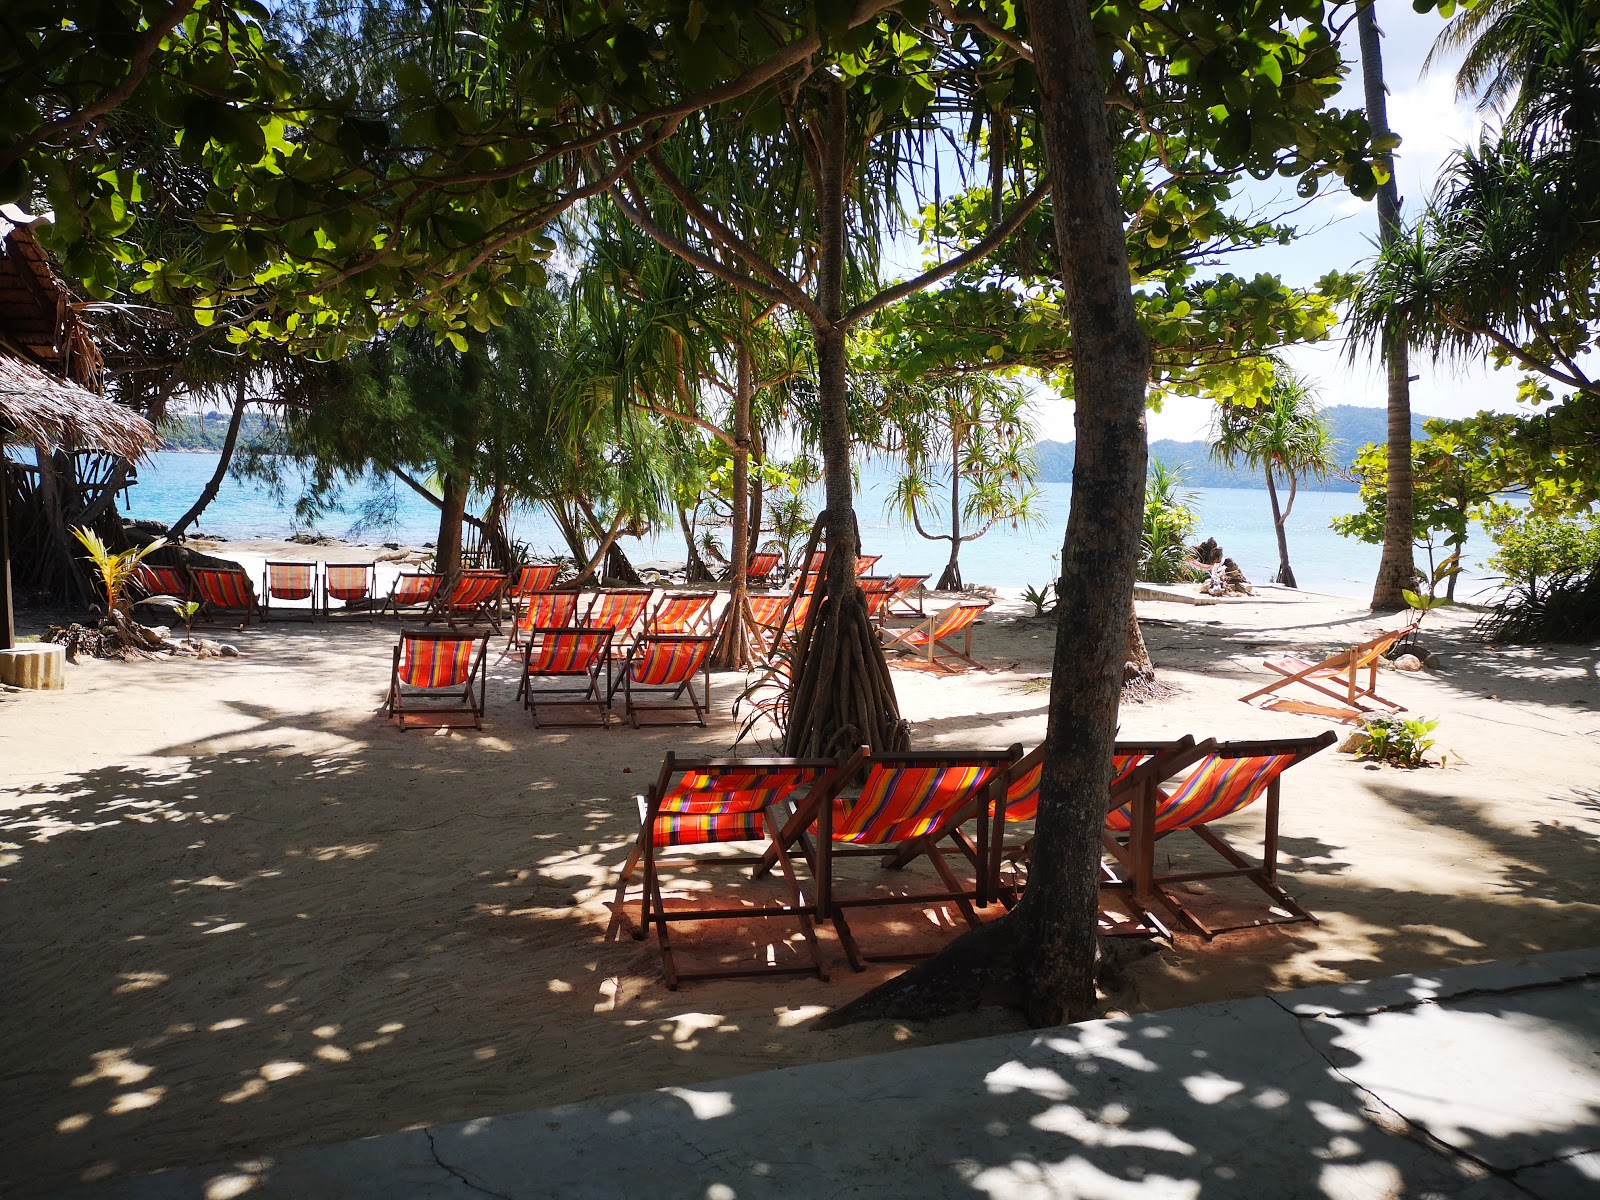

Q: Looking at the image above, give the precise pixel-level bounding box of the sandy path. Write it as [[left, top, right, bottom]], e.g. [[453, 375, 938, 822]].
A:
[[1, 589, 1596, 1194]]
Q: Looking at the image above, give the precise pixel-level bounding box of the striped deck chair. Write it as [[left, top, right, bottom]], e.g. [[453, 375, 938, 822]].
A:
[[582, 587, 653, 654], [885, 573, 930, 619], [522, 626, 614, 726], [748, 590, 811, 655], [880, 599, 991, 673], [261, 561, 318, 621], [617, 634, 714, 727], [191, 567, 258, 628], [746, 551, 782, 586], [383, 629, 489, 730], [608, 754, 838, 988], [855, 554, 881, 576], [131, 563, 194, 601], [1105, 731, 1337, 939], [322, 563, 378, 617], [761, 747, 1020, 970], [384, 572, 443, 619], [1239, 625, 1413, 721], [507, 562, 561, 608], [859, 576, 896, 624], [429, 570, 508, 630], [648, 591, 716, 636], [506, 589, 588, 657]]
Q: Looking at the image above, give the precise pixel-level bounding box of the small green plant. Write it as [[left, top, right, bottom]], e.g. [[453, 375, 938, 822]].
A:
[[174, 601, 201, 643], [1140, 460, 1201, 584], [1352, 715, 1440, 769], [72, 527, 167, 617], [1022, 581, 1056, 616]]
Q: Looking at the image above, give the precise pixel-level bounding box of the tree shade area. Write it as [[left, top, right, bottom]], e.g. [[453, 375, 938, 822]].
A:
[[4, 0, 1597, 1076]]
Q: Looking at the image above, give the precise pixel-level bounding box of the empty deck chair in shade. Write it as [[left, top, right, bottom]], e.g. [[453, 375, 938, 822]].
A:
[[884, 573, 930, 619], [855, 554, 881, 576], [522, 626, 614, 726], [748, 591, 811, 655], [859, 576, 896, 623], [429, 570, 508, 630], [191, 568, 258, 627], [617, 635, 714, 727], [648, 592, 716, 637], [582, 588, 653, 653], [608, 755, 838, 988], [132, 563, 194, 602], [506, 589, 588, 656], [507, 562, 561, 608], [383, 630, 489, 730], [746, 551, 782, 587], [261, 561, 318, 621], [384, 572, 443, 619], [322, 563, 379, 617], [1239, 625, 1413, 721], [1105, 731, 1337, 939], [761, 747, 1019, 970], [880, 599, 991, 672]]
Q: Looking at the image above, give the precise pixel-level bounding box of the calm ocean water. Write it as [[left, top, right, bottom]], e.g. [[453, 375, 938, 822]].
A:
[[113, 451, 1501, 600]]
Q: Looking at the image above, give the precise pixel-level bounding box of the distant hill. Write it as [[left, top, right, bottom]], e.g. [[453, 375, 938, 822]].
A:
[[160, 410, 284, 453], [1032, 405, 1432, 491]]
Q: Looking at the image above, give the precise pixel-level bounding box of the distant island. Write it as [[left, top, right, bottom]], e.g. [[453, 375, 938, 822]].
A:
[[1033, 405, 1432, 491], [160, 410, 285, 453]]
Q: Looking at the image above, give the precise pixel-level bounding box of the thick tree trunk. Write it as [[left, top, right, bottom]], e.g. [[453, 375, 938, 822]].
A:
[[748, 425, 766, 552], [434, 472, 469, 575], [714, 341, 757, 669], [169, 375, 248, 538], [1266, 464, 1297, 588], [679, 506, 714, 584], [781, 79, 906, 757], [1359, 2, 1416, 612], [1125, 602, 1154, 682]]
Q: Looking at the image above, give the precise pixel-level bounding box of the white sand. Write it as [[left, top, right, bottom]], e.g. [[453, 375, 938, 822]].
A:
[[2, 577, 1597, 1194]]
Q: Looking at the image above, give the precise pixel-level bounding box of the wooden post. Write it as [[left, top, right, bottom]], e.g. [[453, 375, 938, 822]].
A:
[[1, 425, 15, 651]]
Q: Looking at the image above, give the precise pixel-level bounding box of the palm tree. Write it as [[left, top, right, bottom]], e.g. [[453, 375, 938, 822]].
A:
[[1211, 371, 1337, 589], [1357, 0, 1418, 611]]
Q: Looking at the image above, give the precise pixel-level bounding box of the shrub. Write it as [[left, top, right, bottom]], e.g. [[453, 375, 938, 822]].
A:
[[1140, 461, 1200, 584], [1350, 715, 1439, 769]]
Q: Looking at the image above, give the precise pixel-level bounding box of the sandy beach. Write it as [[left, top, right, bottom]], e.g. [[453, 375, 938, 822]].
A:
[[2, 559, 1597, 1195]]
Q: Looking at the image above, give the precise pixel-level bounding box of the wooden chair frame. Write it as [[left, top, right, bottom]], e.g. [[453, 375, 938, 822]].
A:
[[608, 754, 839, 988], [521, 626, 614, 727], [1239, 625, 1415, 718], [383, 572, 443, 620], [261, 560, 319, 622], [582, 588, 654, 655], [746, 551, 783, 587], [190, 568, 259, 629], [506, 589, 590, 658], [884, 573, 931, 619], [647, 591, 717, 637], [322, 563, 379, 618], [617, 634, 714, 727], [760, 746, 1020, 971], [1106, 731, 1338, 939], [383, 629, 489, 730], [427, 570, 509, 632]]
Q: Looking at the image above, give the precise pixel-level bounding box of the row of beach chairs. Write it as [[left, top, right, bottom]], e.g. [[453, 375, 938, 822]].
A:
[[607, 730, 1338, 986]]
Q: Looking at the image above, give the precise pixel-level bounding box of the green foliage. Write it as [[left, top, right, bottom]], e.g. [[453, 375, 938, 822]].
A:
[[1473, 561, 1600, 642], [1351, 715, 1440, 770], [161, 410, 283, 452], [71, 527, 167, 616], [173, 600, 201, 642], [1140, 461, 1200, 584], [1022, 582, 1057, 617], [1482, 504, 1600, 587]]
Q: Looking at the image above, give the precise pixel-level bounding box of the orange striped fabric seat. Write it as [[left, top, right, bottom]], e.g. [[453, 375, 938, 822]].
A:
[[747, 552, 781, 582], [1105, 751, 1299, 836], [833, 759, 1008, 845], [193, 568, 254, 610], [860, 577, 895, 619], [397, 633, 480, 689], [447, 571, 505, 609], [513, 590, 582, 641], [652, 765, 828, 847], [629, 636, 711, 687], [134, 564, 191, 599], [747, 594, 788, 626], [509, 563, 560, 598], [533, 629, 610, 675], [265, 561, 315, 601], [651, 593, 714, 635], [855, 554, 880, 575], [894, 600, 986, 649], [391, 573, 442, 606], [584, 590, 652, 640], [325, 564, 373, 602], [1000, 752, 1151, 824]]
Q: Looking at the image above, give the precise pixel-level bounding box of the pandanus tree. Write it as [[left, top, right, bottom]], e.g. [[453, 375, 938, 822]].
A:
[[1210, 369, 1338, 589], [881, 373, 1039, 591]]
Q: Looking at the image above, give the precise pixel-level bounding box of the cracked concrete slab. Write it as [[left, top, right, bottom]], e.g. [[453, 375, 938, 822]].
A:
[[51, 951, 1599, 1200], [1282, 947, 1600, 1019]]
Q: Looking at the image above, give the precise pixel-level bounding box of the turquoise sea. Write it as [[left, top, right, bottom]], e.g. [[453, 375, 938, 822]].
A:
[[112, 450, 1503, 601]]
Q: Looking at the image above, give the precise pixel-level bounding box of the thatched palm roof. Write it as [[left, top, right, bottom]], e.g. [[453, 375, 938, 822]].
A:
[[0, 209, 157, 457]]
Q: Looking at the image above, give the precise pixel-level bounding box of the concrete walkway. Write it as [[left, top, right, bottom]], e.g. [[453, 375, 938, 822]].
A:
[[59, 948, 1600, 1199]]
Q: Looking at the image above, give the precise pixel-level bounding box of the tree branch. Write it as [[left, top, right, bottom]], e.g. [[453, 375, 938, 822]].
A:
[[932, 0, 1034, 61]]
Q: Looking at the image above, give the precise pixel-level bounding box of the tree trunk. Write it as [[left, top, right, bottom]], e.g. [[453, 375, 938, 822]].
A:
[[1265, 464, 1297, 588], [937, 427, 963, 590], [568, 509, 626, 588], [1125, 601, 1154, 683], [434, 472, 469, 575], [714, 340, 757, 669], [679, 505, 714, 584], [0, 424, 13, 650], [1359, 1, 1416, 612], [748, 424, 766, 552], [782, 79, 907, 757], [548, 502, 590, 567], [169, 375, 248, 538]]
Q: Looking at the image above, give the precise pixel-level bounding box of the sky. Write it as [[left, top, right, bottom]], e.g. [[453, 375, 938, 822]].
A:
[[1028, 0, 1522, 445]]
